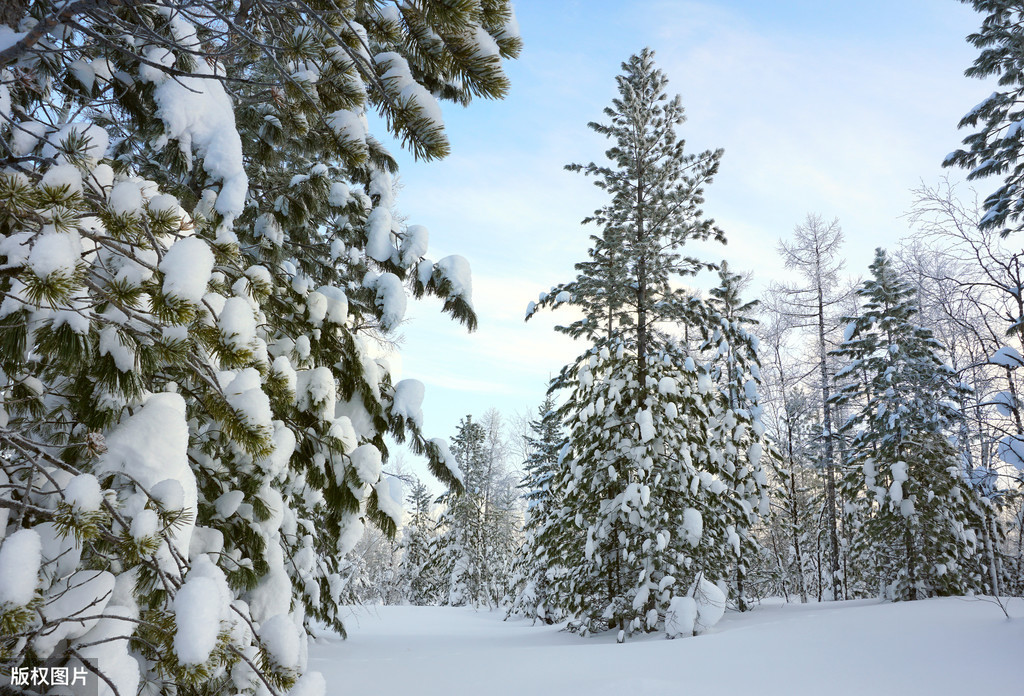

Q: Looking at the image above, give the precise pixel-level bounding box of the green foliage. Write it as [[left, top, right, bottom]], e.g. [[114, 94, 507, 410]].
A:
[[831, 248, 998, 600], [945, 1, 1024, 235], [0, 0, 519, 692]]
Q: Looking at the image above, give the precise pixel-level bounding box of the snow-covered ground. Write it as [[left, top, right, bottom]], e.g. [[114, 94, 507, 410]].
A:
[[310, 597, 1022, 695]]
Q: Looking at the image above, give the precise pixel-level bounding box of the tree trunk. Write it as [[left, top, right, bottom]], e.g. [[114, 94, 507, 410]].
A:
[[816, 280, 842, 600]]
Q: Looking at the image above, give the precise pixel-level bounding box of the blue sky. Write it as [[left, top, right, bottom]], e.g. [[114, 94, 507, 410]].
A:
[[381, 0, 992, 480]]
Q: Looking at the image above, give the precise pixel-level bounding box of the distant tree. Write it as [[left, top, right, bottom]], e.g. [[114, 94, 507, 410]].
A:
[[396, 477, 438, 606], [430, 412, 519, 608], [753, 297, 824, 603], [507, 394, 567, 623], [703, 262, 769, 611], [771, 214, 852, 599]]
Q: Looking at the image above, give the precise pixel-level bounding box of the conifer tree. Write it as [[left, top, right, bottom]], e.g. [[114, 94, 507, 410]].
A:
[[396, 478, 437, 606], [831, 249, 997, 600], [945, 1, 1024, 236], [702, 262, 769, 611], [0, 1, 519, 693], [507, 394, 567, 622], [431, 413, 519, 608], [528, 49, 765, 641]]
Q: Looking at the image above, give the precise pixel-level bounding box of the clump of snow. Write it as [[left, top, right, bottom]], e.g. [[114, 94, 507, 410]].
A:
[[288, 671, 326, 696], [998, 434, 1024, 470], [174, 577, 222, 665], [34, 569, 115, 658], [260, 613, 301, 669], [373, 52, 444, 129], [40, 163, 84, 196], [41, 122, 109, 167], [435, 255, 473, 306], [130, 509, 159, 540], [400, 225, 429, 266], [350, 444, 382, 485], [990, 390, 1017, 417], [151, 478, 185, 511], [635, 408, 655, 442], [989, 345, 1023, 369], [27, 229, 82, 279], [665, 595, 697, 638], [161, 237, 215, 304], [431, 438, 464, 485], [328, 181, 351, 207], [72, 604, 140, 696], [327, 109, 369, 149], [215, 490, 245, 518], [0, 528, 41, 606], [219, 296, 257, 350], [296, 367, 337, 421], [391, 379, 425, 426], [223, 368, 273, 434], [375, 476, 403, 527], [373, 272, 407, 330], [681, 508, 703, 547], [11, 120, 48, 157], [141, 21, 248, 229], [255, 212, 285, 247], [108, 180, 144, 216], [96, 393, 196, 558], [691, 574, 726, 634], [316, 286, 349, 324], [65, 473, 103, 512]]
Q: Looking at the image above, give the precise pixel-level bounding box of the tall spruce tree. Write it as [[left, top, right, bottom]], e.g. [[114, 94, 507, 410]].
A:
[[0, 1, 519, 693], [831, 249, 997, 600], [528, 49, 765, 641]]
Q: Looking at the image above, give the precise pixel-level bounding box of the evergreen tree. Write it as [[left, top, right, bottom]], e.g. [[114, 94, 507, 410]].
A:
[[945, 0, 1024, 236], [506, 394, 567, 622], [529, 49, 765, 641], [702, 262, 769, 611], [431, 413, 519, 608], [831, 249, 997, 600], [0, 1, 519, 693], [396, 477, 437, 606]]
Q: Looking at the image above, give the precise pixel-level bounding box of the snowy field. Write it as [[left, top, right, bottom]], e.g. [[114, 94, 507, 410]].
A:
[[310, 598, 1023, 696]]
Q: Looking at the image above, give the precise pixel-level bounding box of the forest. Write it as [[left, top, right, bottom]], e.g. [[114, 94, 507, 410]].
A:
[[0, 1, 1021, 695]]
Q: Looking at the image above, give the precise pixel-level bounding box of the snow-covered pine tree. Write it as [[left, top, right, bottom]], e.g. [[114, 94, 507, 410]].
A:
[[506, 394, 567, 623], [431, 415, 488, 607], [430, 413, 519, 608], [528, 49, 764, 641], [831, 249, 997, 600], [702, 262, 769, 611], [396, 477, 438, 606], [0, 1, 519, 693], [945, 0, 1024, 236]]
